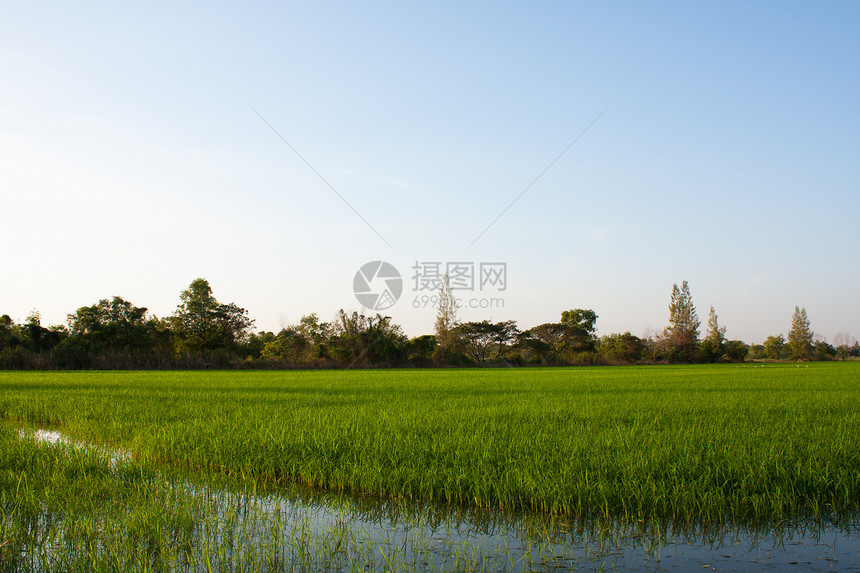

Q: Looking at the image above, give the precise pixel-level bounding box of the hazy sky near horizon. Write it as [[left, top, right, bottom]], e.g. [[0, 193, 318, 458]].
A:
[[2, 1, 858, 343]]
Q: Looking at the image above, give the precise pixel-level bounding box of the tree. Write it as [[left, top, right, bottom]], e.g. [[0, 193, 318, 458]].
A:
[[746, 343, 765, 360], [217, 302, 255, 346], [641, 327, 672, 363], [763, 334, 785, 360], [296, 313, 333, 361], [406, 335, 438, 365], [518, 310, 598, 365], [245, 330, 276, 359], [813, 338, 836, 361], [453, 320, 519, 364], [455, 321, 496, 364], [331, 310, 407, 366], [668, 281, 700, 362], [833, 332, 857, 361], [598, 332, 644, 364], [434, 275, 459, 363], [705, 306, 726, 349], [67, 296, 152, 353], [490, 320, 519, 359], [560, 309, 598, 335], [788, 306, 813, 361], [722, 340, 749, 363], [559, 309, 599, 352], [173, 278, 218, 352], [0, 315, 18, 350], [21, 310, 64, 353], [698, 306, 727, 362], [519, 323, 572, 364], [172, 278, 254, 356], [260, 328, 308, 363]]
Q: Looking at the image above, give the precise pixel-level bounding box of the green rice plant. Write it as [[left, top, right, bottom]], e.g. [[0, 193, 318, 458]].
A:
[[1, 363, 859, 554]]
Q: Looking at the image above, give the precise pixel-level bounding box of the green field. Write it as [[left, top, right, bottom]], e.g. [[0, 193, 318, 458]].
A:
[[3, 363, 860, 524]]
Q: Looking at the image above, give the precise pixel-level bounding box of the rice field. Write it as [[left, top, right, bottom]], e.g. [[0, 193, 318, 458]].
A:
[[2, 364, 860, 570], [3, 364, 860, 521]]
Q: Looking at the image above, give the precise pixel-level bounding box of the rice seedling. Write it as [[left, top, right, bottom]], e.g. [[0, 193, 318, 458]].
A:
[[1, 363, 859, 570], [4, 364, 860, 521]]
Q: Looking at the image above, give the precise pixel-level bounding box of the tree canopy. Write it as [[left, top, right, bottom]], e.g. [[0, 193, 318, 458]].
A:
[[0, 278, 850, 369]]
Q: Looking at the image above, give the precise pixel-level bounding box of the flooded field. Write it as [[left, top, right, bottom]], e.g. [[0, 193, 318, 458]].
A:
[[6, 426, 860, 572], [3, 366, 860, 570]]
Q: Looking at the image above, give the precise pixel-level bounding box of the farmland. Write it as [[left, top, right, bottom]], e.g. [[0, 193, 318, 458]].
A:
[[2, 364, 860, 570], [4, 364, 860, 520]]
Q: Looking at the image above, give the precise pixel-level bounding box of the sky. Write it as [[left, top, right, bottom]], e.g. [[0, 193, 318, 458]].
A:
[[2, 1, 858, 344]]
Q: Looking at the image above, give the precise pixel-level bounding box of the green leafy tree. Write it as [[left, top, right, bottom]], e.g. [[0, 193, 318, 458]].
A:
[[172, 278, 254, 356], [0, 315, 19, 350], [517, 310, 596, 364], [763, 334, 785, 360], [813, 338, 836, 361], [746, 343, 764, 360], [518, 323, 572, 364], [244, 331, 276, 359], [598, 332, 644, 364], [260, 328, 308, 362], [296, 313, 334, 361], [559, 309, 599, 352], [331, 310, 407, 366], [788, 306, 813, 361], [668, 281, 700, 362], [0, 315, 26, 369], [21, 310, 65, 353], [455, 320, 519, 364], [67, 296, 152, 353], [722, 340, 749, 363], [406, 335, 438, 365], [492, 320, 520, 359]]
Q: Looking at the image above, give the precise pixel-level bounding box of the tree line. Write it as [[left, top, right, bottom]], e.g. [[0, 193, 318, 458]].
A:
[[1, 278, 857, 370]]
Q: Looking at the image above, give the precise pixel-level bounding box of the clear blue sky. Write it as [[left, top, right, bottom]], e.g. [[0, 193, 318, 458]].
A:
[[2, 1, 858, 344]]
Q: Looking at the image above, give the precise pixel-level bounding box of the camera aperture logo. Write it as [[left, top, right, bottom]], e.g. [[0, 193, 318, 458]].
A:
[[353, 260, 507, 311], [353, 261, 403, 311]]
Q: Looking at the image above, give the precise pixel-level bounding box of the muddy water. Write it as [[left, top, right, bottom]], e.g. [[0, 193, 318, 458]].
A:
[[16, 428, 860, 572]]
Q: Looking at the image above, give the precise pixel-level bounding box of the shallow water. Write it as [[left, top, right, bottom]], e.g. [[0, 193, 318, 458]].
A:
[[18, 426, 130, 464], [13, 427, 860, 572]]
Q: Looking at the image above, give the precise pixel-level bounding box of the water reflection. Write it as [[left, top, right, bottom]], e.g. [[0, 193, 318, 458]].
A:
[[12, 427, 860, 572]]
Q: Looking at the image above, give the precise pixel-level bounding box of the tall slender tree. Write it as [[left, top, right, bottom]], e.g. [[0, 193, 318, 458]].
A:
[[706, 306, 726, 348], [668, 280, 700, 362], [698, 305, 727, 362], [788, 306, 813, 361], [434, 274, 459, 362]]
